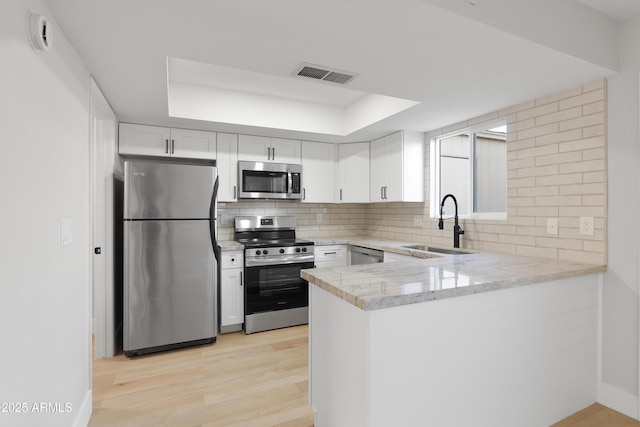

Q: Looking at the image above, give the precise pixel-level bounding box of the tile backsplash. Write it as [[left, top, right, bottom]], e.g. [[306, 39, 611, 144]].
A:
[[219, 79, 607, 266], [217, 201, 367, 241]]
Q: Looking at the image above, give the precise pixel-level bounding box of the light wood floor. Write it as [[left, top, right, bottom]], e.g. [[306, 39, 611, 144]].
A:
[[90, 325, 639, 427], [90, 325, 313, 426]]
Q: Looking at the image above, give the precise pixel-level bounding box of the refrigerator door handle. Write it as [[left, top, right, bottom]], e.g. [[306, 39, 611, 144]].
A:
[[210, 175, 220, 262]]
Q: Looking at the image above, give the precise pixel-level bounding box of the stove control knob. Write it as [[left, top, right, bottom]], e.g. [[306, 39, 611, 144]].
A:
[[255, 250, 261, 255], [263, 249, 269, 255], [295, 247, 301, 253], [279, 249, 285, 254], [302, 247, 307, 252]]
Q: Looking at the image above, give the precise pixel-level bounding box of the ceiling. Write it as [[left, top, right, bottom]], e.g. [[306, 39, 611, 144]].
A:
[[43, 0, 637, 143], [576, 0, 640, 21]]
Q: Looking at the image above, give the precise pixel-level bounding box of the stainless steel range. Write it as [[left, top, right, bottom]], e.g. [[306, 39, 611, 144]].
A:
[[234, 215, 314, 334]]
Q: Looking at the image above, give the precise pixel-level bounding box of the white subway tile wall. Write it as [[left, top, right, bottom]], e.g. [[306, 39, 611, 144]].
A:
[[218, 79, 607, 265]]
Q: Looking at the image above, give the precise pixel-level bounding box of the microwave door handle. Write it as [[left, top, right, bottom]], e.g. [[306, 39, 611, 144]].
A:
[[287, 171, 293, 195]]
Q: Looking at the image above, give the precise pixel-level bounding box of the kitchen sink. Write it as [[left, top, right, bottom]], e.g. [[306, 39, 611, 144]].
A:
[[401, 244, 471, 255]]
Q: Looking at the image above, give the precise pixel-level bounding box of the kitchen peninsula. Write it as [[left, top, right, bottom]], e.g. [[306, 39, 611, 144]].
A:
[[301, 250, 606, 427]]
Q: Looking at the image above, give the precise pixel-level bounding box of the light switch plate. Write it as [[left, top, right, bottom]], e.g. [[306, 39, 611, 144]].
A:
[[60, 219, 73, 247], [546, 218, 558, 235], [579, 217, 594, 236]]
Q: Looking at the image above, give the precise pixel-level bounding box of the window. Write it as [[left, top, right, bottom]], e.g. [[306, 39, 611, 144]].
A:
[[430, 120, 507, 219]]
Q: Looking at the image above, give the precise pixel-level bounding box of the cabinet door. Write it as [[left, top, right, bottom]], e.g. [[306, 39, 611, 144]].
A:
[[220, 268, 244, 327], [170, 128, 216, 160], [238, 134, 270, 162], [315, 245, 347, 267], [382, 132, 404, 201], [337, 142, 369, 203], [270, 138, 302, 164], [301, 141, 335, 203], [217, 133, 238, 202], [369, 137, 386, 202], [119, 123, 171, 157]]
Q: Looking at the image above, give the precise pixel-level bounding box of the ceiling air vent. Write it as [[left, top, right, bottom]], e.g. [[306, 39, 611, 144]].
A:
[[293, 63, 358, 85]]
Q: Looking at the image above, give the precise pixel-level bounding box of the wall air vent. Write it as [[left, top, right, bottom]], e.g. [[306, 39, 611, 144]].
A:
[[293, 63, 358, 85]]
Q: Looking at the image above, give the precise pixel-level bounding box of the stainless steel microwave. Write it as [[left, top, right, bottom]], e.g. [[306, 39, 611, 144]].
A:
[[238, 161, 302, 200]]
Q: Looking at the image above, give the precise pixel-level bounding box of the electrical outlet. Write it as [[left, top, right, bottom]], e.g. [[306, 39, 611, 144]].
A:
[[546, 218, 558, 235], [317, 213, 323, 224], [413, 215, 423, 226], [579, 217, 594, 236]]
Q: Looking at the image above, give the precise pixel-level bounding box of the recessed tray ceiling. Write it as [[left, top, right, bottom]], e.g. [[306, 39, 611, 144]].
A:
[[166, 57, 419, 136]]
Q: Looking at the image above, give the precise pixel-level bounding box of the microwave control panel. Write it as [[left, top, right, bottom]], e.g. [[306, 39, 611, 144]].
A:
[[291, 173, 301, 194]]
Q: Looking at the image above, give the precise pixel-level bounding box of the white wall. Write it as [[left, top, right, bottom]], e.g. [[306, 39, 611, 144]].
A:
[[0, 1, 92, 426], [601, 15, 640, 418]]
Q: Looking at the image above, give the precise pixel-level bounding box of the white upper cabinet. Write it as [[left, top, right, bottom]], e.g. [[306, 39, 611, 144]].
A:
[[119, 123, 216, 160], [238, 134, 301, 164], [337, 142, 370, 203], [369, 131, 424, 202], [301, 141, 336, 203], [216, 133, 238, 202], [170, 128, 217, 159]]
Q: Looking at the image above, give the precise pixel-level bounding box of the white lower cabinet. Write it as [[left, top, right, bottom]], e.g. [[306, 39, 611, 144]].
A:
[[219, 251, 244, 333], [315, 245, 348, 268]]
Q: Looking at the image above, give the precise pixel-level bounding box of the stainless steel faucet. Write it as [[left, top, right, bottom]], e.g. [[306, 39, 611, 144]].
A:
[[438, 194, 464, 248]]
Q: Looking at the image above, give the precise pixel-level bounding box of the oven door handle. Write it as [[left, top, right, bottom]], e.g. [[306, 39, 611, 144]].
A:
[[245, 254, 315, 267]]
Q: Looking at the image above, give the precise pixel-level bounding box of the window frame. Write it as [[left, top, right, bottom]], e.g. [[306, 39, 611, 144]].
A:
[[430, 119, 507, 220]]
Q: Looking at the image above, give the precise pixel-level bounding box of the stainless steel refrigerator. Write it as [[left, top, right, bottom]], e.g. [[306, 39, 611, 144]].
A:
[[123, 159, 219, 356]]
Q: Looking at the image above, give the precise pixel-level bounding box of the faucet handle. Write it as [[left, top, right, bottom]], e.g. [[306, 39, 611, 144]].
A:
[[438, 218, 444, 230]]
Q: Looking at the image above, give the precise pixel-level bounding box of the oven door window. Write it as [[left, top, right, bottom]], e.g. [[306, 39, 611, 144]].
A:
[[242, 170, 288, 194], [244, 262, 313, 314]]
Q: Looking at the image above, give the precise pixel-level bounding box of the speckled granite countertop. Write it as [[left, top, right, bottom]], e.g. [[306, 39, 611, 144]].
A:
[[310, 237, 463, 259], [219, 240, 244, 251], [301, 240, 606, 310]]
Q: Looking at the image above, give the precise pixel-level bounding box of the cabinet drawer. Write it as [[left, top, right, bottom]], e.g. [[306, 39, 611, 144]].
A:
[[221, 251, 243, 269], [315, 245, 347, 265]]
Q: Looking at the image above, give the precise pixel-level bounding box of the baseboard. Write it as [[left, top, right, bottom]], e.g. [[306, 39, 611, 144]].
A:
[[598, 382, 638, 420], [72, 389, 92, 427]]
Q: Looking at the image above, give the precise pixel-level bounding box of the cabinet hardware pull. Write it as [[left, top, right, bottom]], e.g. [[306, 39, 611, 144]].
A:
[[267, 147, 271, 160], [165, 139, 169, 154], [324, 252, 337, 255], [340, 189, 343, 201], [233, 185, 237, 200], [171, 139, 175, 154], [303, 188, 306, 200], [381, 186, 384, 200], [272, 147, 275, 159], [240, 271, 243, 286]]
